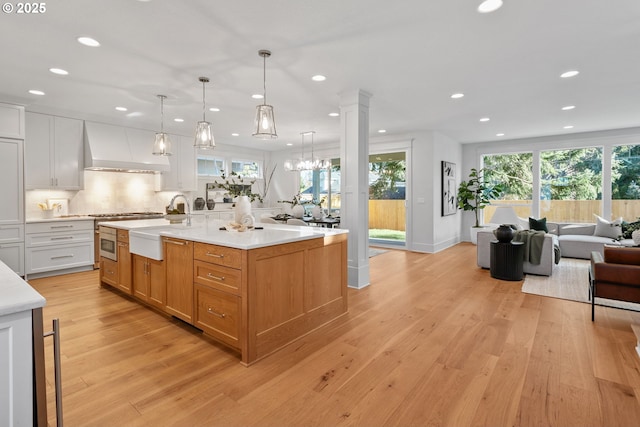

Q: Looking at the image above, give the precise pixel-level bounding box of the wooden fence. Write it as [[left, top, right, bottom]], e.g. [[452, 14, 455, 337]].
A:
[[485, 200, 640, 223], [369, 200, 406, 231]]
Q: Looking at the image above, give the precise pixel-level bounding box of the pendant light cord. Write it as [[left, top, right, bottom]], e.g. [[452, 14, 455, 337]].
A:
[[262, 54, 267, 105], [202, 81, 206, 121], [160, 95, 165, 133]]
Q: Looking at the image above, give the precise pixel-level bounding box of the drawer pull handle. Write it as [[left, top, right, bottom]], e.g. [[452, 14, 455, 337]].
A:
[[51, 236, 74, 240], [205, 252, 224, 258], [118, 242, 128, 247], [164, 239, 186, 246], [51, 255, 74, 260], [207, 307, 226, 318], [50, 225, 73, 229], [206, 273, 225, 281]]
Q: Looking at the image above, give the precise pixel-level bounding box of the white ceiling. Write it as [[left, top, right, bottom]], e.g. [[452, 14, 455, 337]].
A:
[[2, 0, 640, 151]]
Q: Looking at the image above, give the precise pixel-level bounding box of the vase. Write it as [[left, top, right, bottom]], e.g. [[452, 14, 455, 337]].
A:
[[312, 205, 323, 220], [495, 224, 514, 243], [206, 199, 215, 210], [194, 197, 205, 210], [234, 195, 252, 223], [291, 204, 305, 219]]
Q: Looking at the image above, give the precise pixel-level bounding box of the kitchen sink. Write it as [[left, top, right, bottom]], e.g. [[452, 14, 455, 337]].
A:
[[128, 224, 200, 260]]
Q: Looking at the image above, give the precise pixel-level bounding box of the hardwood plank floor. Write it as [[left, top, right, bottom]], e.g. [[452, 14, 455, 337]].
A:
[[28, 243, 640, 427]]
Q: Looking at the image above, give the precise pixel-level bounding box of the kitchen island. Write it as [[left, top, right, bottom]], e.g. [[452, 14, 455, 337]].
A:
[[98, 218, 348, 365]]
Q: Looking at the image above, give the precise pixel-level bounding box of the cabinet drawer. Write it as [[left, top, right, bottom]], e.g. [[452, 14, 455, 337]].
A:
[[117, 229, 129, 243], [26, 230, 93, 247], [194, 260, 241, 295], [27, 220, 93, 234], [194, 285, 240, 349], [0, 224, 24, 244], [26, 242, 94, 274], [194, 242, 242, 269], [100, 257, 118, 286]]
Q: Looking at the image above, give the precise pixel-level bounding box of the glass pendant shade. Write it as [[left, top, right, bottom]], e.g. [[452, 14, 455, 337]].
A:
[[152, 94, 172, 156], [252, 50, 277, 139], [194, 120, 214, 149], [194, 77, 215, 149], [152, 132, 172, 156], [253, 104, 277, 139]]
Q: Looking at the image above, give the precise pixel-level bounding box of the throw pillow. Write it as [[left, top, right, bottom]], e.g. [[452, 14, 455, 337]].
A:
[[622, 219, 640, 239], [593, 214, 622, 239], [529, 217, 548, 233]]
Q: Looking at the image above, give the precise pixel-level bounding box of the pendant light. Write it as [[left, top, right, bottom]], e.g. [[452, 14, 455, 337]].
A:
[[152, 94, 172, 156], [284, 132, 307, 172], [253, 49, 277, 139], [307, 131, 330, 170], [194, 77, 215, 149]]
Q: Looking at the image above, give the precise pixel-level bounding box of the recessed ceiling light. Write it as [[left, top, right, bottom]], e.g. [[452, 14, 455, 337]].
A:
[[252, 94, 263, 99], [77, 36, 100, 47], [209, 107, 220, 112], [28, 89, 45, 96], [174, 118, 184, 123], [115, 106, 127, 112], [451, 93, 464, 99], [311, 75, 326, 82], [561, 105, 576, 111], [49, 68, 69, 75], [231, 133, 239, 137], [496, 133, 505, 137], [378, 129, 387, 133], [328, 112, 339, 117], [479, 117, 490, 122], [477, 0, 503, 13], [563, 125, 574, 129], [286, 143, 293, 146], [560, 70, 579, 78]]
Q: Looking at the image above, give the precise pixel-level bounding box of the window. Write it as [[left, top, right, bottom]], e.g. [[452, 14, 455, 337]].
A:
[[197, 156, 224, 176], [540, 147, 602, 222], [231, 160, 261, 178], [482, 152, 533, 221], [298, 160, 341, 215], [612, 144, 640, 220]]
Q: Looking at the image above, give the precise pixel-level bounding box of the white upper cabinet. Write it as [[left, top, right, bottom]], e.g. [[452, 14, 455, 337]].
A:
[[161, 135, 197, 191], [0, 103, 25, 139], [25, 112, 84, 190], [0, 138, 24, 225]]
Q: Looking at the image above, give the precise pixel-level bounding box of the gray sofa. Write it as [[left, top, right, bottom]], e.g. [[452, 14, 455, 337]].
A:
[[477, 221, 634, 276]]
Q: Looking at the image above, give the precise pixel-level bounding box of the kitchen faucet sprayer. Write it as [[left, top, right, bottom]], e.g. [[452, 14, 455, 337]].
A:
[[168, 194, 192, 226]]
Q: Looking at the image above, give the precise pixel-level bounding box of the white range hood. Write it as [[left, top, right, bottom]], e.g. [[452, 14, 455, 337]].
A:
[[84, 121, 170, 173]]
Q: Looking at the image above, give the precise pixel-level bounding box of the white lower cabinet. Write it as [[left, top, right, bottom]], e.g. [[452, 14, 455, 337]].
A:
[[25, 219, 94, 277], [0, 243, 24, 276], [0, 310, 32, 426]]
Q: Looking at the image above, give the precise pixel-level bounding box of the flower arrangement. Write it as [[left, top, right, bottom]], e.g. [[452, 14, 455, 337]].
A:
[[278, 193, 302, 206], [38, 202, 60, 211], [211, 171, 263, 203]]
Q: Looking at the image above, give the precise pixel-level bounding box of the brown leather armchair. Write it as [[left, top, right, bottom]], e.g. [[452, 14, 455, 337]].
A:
[[590, 246, 640, 321]]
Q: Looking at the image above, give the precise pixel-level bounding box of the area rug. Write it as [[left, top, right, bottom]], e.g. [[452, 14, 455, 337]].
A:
[[521, 258, 640, 312], [369, 247, 388, 258]]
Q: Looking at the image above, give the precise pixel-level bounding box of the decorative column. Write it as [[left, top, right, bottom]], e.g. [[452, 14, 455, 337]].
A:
[[339, 89, 371, 289]]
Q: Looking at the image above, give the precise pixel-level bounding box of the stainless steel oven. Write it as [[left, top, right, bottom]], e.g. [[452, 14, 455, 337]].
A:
[[98, 226, 117, 261]]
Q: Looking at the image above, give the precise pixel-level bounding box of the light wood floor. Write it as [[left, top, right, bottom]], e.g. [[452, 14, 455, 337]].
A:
[[29, 243, 640, 427]]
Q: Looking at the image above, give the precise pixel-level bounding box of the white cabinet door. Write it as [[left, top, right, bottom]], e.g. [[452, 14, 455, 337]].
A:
[[24, 112, 52, 189], [0, 310, 33, 426], [0, 139, 24, 225], [53, 116, 83, 189], [25, 112, 83, 190], [161, 135, 197, 191], [0, 243, 25, 276], [0, 103, 25, 139]]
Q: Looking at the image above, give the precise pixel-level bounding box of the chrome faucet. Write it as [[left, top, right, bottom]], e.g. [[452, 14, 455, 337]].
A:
[[168, 194, 192, 226]]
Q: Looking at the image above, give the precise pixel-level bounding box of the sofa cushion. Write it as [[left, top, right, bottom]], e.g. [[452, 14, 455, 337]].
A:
[[558, 234, 619, 259], [622, 219, 640, 239], [593, 214, 622, 239], [529, 217, 548, 232]]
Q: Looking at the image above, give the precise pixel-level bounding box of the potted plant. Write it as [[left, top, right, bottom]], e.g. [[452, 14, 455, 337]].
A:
[[211, 171, 263, 204], [457, 167, 504, 244]]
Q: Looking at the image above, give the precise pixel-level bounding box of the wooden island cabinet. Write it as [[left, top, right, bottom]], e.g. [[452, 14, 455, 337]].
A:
[[99, 222, 348, 366]]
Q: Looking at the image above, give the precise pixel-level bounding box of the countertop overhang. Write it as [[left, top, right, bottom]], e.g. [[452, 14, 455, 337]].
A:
[[99, 218, 348, 250], [0, 260, 46, 316]]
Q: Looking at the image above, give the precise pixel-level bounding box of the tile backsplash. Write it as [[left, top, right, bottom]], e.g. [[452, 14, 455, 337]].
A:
[[25, 170, 190, 218]]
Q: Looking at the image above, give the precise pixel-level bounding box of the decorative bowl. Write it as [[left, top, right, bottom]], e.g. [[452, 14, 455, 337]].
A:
[[164, 214, 187, 224]]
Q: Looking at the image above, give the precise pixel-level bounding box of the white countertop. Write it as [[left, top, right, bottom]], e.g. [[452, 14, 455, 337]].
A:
[[102, 218, 348, 250], [0, 260, 46, 316]]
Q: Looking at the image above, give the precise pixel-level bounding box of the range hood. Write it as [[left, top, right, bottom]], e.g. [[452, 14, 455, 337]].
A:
[[84, 121, 170, 173]]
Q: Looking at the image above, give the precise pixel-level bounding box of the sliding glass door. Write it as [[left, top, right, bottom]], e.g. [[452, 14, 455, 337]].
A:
[[369, 151, 406, 247]]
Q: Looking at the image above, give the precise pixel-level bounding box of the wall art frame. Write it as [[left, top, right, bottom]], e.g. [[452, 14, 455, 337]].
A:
[[441, 161, 457, 216]]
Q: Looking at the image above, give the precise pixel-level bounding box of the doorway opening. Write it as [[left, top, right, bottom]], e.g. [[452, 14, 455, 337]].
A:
[[369, 151, 406, 248]]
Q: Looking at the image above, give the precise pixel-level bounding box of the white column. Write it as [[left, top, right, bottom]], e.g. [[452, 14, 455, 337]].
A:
[[339, 89, 371, 289]]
